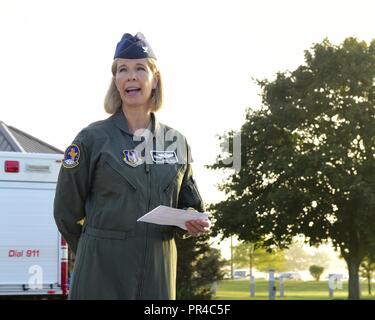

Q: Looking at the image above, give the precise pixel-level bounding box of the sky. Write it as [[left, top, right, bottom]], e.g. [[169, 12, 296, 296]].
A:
[[1, 0, 375, 264]]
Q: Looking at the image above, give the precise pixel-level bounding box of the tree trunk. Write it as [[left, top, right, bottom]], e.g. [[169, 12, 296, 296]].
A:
[[249, 250, 253, 277], [230, 236, 234, 279], [368, 275, 372, 295], [345, 256, 361, 300]]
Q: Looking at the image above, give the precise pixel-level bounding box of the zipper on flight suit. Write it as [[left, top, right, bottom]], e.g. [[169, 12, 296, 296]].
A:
[[137, 142, 153, 299]]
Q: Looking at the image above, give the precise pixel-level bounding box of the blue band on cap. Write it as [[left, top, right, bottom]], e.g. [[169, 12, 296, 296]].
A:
[[114, 32, 157, 60]]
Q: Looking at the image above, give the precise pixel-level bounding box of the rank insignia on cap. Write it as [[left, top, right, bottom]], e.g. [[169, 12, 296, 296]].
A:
[[151, 151, 178, 164], [114, 32, 157, 60], [123, 150, 143, 167], [63, 144, 80, 169]]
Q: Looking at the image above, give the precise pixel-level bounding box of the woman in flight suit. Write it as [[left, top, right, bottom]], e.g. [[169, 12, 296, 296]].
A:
[[54, 32, 209, 300]]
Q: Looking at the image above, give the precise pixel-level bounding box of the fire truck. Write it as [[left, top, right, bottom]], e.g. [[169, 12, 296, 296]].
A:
[[0, 151, 68, 297], [0, 122, 68, 298]]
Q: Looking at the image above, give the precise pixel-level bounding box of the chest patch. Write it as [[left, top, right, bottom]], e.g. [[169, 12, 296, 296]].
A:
[[151, 150, 178, 164], [123, 150, 143, 167]]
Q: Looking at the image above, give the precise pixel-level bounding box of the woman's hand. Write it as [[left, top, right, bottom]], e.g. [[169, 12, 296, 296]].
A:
[[185, 219, 210, 237]]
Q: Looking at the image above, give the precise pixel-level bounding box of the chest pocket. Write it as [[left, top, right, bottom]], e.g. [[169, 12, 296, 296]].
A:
[[158, 164, 186, 207], [100, 153, 138, 191], [90, 152, 140, 229]]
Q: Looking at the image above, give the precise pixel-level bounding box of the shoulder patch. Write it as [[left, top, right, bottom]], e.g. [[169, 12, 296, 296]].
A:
[[63, 144, 80, 168]]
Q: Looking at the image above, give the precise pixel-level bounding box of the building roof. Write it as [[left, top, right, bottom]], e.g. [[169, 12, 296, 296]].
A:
[[0, 121, 63, 154]]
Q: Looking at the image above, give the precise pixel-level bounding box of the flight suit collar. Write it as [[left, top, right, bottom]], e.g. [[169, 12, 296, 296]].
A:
[[112, 109, 162, 137]]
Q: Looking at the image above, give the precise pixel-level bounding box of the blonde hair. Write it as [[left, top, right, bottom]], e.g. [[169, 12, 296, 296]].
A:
[[104, 58, 163, 114]]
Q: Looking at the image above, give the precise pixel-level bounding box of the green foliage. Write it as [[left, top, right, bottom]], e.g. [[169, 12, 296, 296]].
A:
[[209, 37, 375, 299], [176, 233, 226, 300], [232, 241, 287, 273], [309, 265, 325, 281]]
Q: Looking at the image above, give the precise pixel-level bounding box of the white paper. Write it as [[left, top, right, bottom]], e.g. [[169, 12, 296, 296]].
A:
[[137, 205, 209, 230]]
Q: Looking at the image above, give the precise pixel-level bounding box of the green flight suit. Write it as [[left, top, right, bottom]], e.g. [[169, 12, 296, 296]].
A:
[[54, 110, 205, 300]]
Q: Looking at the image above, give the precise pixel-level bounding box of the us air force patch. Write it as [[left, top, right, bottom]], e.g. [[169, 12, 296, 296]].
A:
[[63, 144, 80, 168], [123, 150, 143, 167], [151, 151, 178, 164]]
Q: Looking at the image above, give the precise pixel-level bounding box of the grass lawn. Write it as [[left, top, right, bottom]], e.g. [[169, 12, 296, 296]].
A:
[[214, 279, 375, 300]]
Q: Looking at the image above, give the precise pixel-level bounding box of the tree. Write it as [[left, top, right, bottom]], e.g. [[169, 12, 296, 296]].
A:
[[232, 241, 287, 276], [359, 255, 375, 295], [284, 241, 331, 271], [209, 38, 375, 299], [176, 233, 226, 299], [284, 242, 312, 271], [309, 265, 324, 281]]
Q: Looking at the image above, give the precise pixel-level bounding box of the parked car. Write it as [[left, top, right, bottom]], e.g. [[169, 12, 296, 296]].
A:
[[233, 270, 248, 279], [278, 272, 301, 280]]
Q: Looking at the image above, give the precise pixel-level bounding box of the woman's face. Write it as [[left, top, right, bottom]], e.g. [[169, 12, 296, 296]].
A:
[[115, 58, 158, 110]]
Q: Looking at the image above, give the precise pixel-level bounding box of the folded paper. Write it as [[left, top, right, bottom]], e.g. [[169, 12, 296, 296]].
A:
[[137, 205, 209, 230]]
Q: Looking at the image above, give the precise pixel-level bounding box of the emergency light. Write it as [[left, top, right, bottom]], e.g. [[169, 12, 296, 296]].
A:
[[5, 161, 20, 173]]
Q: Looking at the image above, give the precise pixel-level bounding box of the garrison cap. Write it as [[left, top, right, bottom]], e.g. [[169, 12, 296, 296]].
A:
[[114, 32, 157, 60]]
